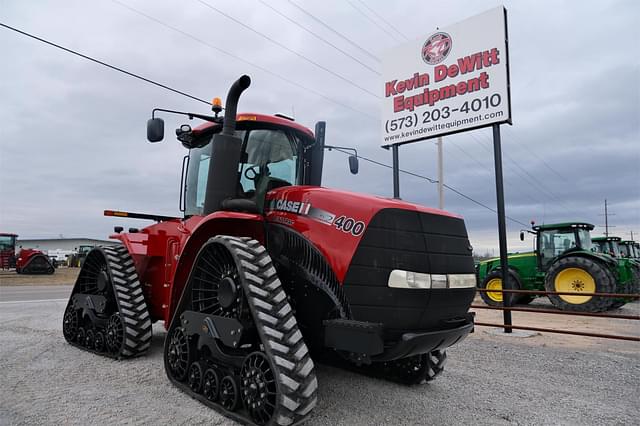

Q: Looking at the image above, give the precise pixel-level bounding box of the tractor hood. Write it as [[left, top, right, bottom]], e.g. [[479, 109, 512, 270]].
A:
[[265, 185, 470, 282]]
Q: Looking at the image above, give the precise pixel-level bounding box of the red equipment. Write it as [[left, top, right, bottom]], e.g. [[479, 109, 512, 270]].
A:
[[16, 248, 55, 274], [62, 76, 476, 425], [0, 233, 55, 274], [0, 233, 17, 270]]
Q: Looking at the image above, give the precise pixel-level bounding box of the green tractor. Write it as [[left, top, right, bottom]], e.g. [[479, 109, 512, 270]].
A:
[[619, 240, 639, 260], [592, 236, 640, 295], [477, 222, 624, 312], [66, 244, 94, 268]]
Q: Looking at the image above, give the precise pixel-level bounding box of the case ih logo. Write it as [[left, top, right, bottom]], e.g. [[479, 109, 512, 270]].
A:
[[422, 32, 452, 65]]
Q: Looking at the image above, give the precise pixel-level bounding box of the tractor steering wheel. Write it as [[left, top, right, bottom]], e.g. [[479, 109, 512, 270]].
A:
[[244, 165, 260, 181]]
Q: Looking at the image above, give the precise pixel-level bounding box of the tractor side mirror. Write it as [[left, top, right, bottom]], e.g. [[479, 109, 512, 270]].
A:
[[520, 231, 525, 241], [348, 155, 359, 174], [147, 118, 165, 142]]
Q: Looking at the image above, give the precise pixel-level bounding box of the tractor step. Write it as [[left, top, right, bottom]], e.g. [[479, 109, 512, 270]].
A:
[[323, 319, 384, 358]]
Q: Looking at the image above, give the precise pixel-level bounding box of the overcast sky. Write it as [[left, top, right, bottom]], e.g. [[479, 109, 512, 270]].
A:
[[1, 0, 638, 254]]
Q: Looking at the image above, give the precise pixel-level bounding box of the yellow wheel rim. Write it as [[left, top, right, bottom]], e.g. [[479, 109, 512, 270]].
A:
[[554, 268, 595, 304], [486, 278, 503, 302]]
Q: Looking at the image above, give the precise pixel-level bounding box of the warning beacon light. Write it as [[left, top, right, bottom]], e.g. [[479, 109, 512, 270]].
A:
[[212, 97, 222, 116]]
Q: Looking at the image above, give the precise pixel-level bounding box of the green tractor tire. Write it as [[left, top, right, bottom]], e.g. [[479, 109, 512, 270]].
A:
[[544, 256, 615, 312], [479, 270, 524, 307]]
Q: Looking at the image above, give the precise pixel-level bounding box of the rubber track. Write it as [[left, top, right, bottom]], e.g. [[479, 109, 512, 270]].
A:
[[64, 245, 152, 359], [169, 236, 318, 425], [331, 350, 447, 385]]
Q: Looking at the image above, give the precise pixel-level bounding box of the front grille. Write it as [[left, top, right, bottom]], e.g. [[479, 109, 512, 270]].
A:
[[343, 208, 475, 333]]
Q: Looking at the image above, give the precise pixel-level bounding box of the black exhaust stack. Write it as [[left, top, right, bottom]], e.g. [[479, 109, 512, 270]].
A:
[[203, 75, 251, 215]]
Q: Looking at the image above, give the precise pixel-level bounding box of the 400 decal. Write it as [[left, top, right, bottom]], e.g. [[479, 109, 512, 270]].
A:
[[332, 215, 365, 236]]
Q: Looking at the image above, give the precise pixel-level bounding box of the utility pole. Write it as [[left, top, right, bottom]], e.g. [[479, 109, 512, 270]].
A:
[[599, 199, 615, 237], [437, 137, 444, 209], [604, 199, 609, 237]]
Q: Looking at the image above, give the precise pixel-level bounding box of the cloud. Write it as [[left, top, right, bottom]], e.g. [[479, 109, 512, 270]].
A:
[[1, 0, 638, 254]]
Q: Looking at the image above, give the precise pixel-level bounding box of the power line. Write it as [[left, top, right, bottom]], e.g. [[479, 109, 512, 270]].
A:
[[446, 139, 546, 208], [110, 0, 376, 120], [256, 0, 380, 75], [346, 0, 404, 42], [470, 131, 573, 214], [196, 0, 380, 99], [286, 0, 381, 63], [353, 0, 409, 41], [329, 148, 529, 227], [501, 126, 568, 181], [0, 22, 210, 105]]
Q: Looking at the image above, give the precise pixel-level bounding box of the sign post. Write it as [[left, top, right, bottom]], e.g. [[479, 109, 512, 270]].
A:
[[381, 7, 513, 332], [492, 123, 512, 332]]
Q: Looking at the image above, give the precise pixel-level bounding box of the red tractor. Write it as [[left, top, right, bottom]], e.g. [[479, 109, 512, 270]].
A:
[[0, 233, 17, 270], [0, 233, 55, 274], [62, 76, 476, 425]]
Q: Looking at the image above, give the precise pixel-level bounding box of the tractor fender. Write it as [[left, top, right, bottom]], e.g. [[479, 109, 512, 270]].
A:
[[484, 265, 523, 288], [555, 250, 617, 269], [166, 212, 265, 326]]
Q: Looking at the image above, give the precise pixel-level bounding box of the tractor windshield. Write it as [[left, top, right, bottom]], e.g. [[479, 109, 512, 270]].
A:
[[539, 229, 579, 267], [619, 244, 632, 257], [0, 235, 16, 251], [576, 229, 592, 251], [606, 241, 621, 257], [184, 126, 301, 216]]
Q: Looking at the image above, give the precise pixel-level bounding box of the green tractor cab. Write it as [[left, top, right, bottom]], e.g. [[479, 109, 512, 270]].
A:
[[592, 237, 640, 296], [477, 222, 625, 312], [619, 240, 639, 260]]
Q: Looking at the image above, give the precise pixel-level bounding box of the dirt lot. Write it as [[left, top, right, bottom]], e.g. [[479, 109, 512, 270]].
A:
[[0, 298, 638, 425], [0, 283, 638, 425], [0, 267, 79, 286]]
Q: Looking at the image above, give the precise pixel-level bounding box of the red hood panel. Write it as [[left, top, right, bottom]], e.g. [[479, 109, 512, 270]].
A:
[[265, 186, 462, 282]]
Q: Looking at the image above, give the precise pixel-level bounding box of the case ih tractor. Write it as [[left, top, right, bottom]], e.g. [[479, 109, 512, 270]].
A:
[[477, 222, 628, 312], [61, 76, 476, 425], [0, 233, 55, 274]]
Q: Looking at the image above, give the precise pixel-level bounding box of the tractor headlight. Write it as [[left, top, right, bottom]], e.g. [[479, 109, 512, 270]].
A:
[[388, 270, 476, 289], [388, 270, 431, 289], [448, 274, 477, 288]]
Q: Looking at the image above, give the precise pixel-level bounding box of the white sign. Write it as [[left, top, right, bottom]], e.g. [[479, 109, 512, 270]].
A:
[[381, 7, 511, 146]]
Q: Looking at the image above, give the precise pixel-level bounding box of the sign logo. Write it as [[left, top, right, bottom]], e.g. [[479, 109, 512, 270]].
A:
[[422, 32, 452, 65]]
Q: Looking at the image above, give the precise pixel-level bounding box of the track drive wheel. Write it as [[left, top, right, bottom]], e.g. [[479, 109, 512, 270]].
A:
[[188, 362, 204, 393], [164, 236, 318, 426], [203, 369, 220, 402], [381, 350, 447, 385], [62, 305, 80, 343], [167, 327, 191, 382], [220, 376, 239, 411], [545, 256, 615, 312]]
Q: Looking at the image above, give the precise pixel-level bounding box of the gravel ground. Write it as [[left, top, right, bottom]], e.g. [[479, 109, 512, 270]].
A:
[[1, 299, 638, 425]]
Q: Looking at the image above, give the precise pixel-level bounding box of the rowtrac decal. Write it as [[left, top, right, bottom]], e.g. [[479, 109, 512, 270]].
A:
[[267, 198, 365, 236]]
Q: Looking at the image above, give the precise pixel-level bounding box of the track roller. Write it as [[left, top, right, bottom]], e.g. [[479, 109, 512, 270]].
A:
[[61, 245, 152, 359], [164, 235, 318, 425]]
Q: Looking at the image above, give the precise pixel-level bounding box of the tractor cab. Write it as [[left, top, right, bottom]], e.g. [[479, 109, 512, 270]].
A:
[[148, 106, 357, 218], [531, 222, 594, 270], [619, 240, 638, 259], [181, 114, 318, 216], [592, 236, 622, 258]]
